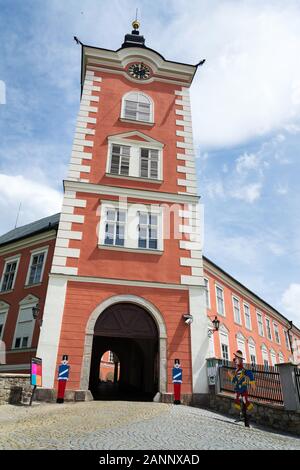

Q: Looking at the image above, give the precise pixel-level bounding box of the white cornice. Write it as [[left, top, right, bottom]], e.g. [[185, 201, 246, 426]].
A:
[[64, 180, 199, 204], [83, 45, 196, 85], [0, 232, 56, 256], [49, 273, 188, 291]]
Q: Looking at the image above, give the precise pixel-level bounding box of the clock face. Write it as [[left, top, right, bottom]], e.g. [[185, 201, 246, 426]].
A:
[[127, 62, 152, 80]]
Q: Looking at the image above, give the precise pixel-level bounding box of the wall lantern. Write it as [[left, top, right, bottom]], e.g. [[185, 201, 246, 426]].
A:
[[208, 316, 220, 337], [32, 304, 43, 326], [183, 314, 193, 325]]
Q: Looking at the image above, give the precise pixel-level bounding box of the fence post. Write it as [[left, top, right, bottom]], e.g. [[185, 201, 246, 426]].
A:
[[277, 363, 300, 411], [206, 358, 221, 394]]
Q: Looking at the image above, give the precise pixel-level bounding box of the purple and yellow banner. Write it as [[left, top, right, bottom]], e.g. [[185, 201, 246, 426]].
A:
[[31, 357, 42, 387]]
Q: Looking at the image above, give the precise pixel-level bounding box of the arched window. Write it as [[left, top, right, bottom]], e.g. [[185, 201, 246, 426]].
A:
[[121, 92, 153, 123], [247, 337, 257, 365], [236, 332, 247, 362]]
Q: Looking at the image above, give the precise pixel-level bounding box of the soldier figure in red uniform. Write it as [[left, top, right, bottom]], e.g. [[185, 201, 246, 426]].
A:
[[172, 358, 182, 405], [57, 355, 70, 404]]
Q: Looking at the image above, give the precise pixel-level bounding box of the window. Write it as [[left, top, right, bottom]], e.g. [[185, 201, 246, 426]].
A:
[[140, 148, 159, 179], [204, 278, 210, 309], [0, 257, 20, 292], [264, 359, 269, 369], [273, 323, 280, 344], [0, 313, 6, 340], [270, 350, 277, 366], [233, 297, 241, 324], [138, 212, 158, 250], [99, 202, 163, 252], [27, 251, 46, 285], [122, 92, 153, 123], [107, 133, 163, 181], [278, 352, 284, 363], [257, 312, 264, 336], [261, 344, 269, 366], [0, 302, 8, 341], [250, 354, 256, 365], [219, 326, 230, 362], [110, 145, 130, 176], [265, 317, 272, 341], [216, 286, 225, 316], [104, 209, 126, 247], [221, 343, 229, 361], [244, 303, 252, 330], [108, 351, 114, 363], [237, 333, 247, 362], [13, 302, 36, 349], [284, 330, 290, 350]]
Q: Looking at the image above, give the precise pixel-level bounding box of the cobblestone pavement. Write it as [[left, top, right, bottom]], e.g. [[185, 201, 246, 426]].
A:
[[0, 401, 299, 450]]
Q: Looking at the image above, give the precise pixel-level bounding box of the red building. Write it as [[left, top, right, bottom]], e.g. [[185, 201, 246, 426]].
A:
[[0, 23, 299, 402]]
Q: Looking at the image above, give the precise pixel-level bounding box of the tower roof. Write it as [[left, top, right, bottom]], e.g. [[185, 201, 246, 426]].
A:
[[121, 19, 146, 49]]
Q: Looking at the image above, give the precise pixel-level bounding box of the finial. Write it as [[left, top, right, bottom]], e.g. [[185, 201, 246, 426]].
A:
[[132, 7, 140, 30], [132, 19, 140, 30]]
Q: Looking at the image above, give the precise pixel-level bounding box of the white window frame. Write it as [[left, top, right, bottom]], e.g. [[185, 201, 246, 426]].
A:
[[0, 255, 21, 292], [108, 351, 114, 363], [0, 301, 9, 341], [270, 349, 277, 367], [256, 311, 265, 337], [215, 284, 226, 317], [12, 296, 38, 350], [106, 135, 163, 182], [278, 351, 284, 364], [248, 338, 257, 365], [232, 295, 242, 325], [236, 332, 247, 363], [261, 344, 269, 365], [273, 322, 281, 345], [243, 302, 252, 330], [204, 278, 211, 309], [265, 316, 273, 341], [121, 91, 154, 124], [98, 200, 164, 253], [25, 246, 49, 286], [219, 325, 230, 361], [284, 330, 290, 350]]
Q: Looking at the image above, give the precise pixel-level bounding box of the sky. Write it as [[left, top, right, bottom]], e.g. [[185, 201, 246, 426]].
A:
[[0, 0, 300, 326]]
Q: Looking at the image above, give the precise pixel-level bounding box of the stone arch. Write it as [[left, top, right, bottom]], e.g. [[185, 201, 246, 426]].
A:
[[80, 294, 167, 393]]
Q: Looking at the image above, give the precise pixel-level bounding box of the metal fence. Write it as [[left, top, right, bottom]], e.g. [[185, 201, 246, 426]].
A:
[[218, 360, 284, 405], [295, 367, 300, 403]]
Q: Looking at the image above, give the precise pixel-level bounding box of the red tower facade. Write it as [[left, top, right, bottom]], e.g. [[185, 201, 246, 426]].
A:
[[37, 23, 208, 402]]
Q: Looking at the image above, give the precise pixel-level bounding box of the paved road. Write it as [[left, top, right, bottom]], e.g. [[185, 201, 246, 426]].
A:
[[0, 401, 299, 450]]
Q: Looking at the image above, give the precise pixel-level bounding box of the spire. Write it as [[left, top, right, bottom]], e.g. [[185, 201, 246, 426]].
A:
[[122, 18, 145, 48]]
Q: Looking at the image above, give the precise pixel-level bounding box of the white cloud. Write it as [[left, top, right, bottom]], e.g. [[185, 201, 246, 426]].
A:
[[236, 153, 261, 174], [281, 284, 300, 325], [0, 174, 62, 235], [230, 182, 262, 203]]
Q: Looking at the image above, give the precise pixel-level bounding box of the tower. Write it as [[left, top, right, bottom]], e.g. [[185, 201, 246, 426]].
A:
[[37, 22, 209, 402]]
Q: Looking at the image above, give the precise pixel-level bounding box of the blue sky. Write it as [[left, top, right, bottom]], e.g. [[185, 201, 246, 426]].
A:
[[0, 0, 300, 325]]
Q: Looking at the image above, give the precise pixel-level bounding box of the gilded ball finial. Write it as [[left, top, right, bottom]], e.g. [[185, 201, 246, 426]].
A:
[[132, 19, 140, 30]]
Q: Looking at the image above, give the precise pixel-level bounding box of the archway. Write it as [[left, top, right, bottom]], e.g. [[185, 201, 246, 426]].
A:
[[88, 301, 161, 401]]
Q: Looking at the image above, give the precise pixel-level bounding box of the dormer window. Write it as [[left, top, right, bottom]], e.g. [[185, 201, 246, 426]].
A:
[[121, 92, 153, 123], [106, 131, 163, 182]]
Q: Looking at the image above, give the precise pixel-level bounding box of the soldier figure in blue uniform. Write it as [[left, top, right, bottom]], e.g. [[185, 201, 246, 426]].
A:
[[57, 355, 70, 404], [172, 358, 182, 405]]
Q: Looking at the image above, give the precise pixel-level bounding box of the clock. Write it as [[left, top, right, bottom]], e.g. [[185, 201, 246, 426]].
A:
[[127, 62, 152, 80]]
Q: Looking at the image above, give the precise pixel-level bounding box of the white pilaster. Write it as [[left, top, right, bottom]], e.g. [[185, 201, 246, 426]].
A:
[[36, 277, 68, 388]]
